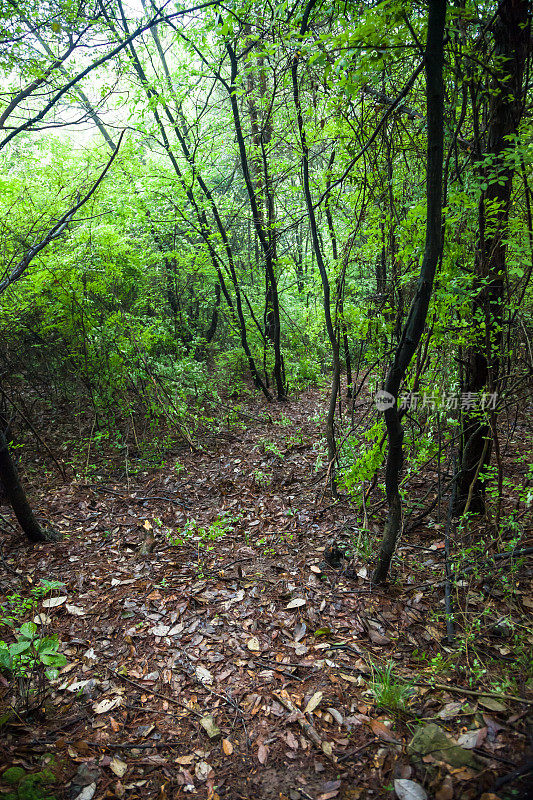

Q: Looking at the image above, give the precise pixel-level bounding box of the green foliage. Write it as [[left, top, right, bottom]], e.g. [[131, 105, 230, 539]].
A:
[[367, 660, 414, 713], [0, 624, 66, 680], [258, 438, 284, 459], [0, 581, 66, 705], [338, 420, 385, 498], [168, 511, 242, 550]]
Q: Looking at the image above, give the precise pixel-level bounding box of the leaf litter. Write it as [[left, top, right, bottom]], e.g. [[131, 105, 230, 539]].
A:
[[0, 388, 531, 799]]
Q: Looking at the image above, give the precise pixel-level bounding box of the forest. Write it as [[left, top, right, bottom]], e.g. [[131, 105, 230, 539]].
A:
[[0, 0, 531, 798]]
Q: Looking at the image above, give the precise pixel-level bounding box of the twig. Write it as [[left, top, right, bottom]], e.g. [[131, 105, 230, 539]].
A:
[[273, 691, 337, 762], [422, 683, 533, 705], [111, 670, 204, 718], [444, 460, 458, 644]]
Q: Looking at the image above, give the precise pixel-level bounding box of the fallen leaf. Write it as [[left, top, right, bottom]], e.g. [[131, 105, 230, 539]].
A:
[[72, 784, 96, 800], [394, 779, 428, 800], [368, 629, 391, 645], [200, 715, 221, 739], [195, 666, 214, 685], [321, 741, 333, 757], [33, 613, 51, 624], [42, 596, 67, 608], [109, 756, 127, 778], [370, 719, 400, 743], [305, 691, 323, 714], [257, 743, 268, 764], [339, 673, 362, 684], [93, 697, 122, 714], [246, 637, 261, 652], [286, 730, 299, 750], [286, 598, 306, 609], [150, 625, 170, 637], [317, 780, 342, 800], [66, 604, 86, 616], [478, 696, 506, 712], [66, 679, 93, 693], [175, 755, 195, 765], [294, 621, 307, 642], [195, 761, 212, 781], [222, 739, 233, 755], [438, 701, 465, 719], [327, 707, 343, 725], [458, 728, 486, 749]]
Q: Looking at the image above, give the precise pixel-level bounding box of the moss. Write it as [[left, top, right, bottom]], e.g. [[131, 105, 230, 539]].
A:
[[30, 770, 56, 785], [18, 781, 57, 800], [2, 768, 26, 785], [1, 767, 57, 800]]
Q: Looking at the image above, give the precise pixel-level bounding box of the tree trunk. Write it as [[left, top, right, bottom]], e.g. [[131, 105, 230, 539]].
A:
[[0, 430, 49, 542], [292, 1, 341, 495], [225, 43, 286, 400], [373, 0, 446, 583], [455, 0, 530, 514]]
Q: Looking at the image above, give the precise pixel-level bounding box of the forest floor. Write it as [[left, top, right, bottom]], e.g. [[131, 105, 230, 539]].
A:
[[0, 386, 532, 800]]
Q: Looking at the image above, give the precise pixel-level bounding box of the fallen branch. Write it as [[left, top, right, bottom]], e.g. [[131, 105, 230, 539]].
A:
[[273, 691, 337, 763], [111, 669, 204, 718]]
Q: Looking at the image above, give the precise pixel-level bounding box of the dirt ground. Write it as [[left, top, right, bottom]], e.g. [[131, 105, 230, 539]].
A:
[[1, 388, 531, 799]]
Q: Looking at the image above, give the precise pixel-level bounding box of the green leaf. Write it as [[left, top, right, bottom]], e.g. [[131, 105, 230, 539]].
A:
[[39, 652, 66, 666], [0, 646, 13, 670], [19, 622, 37, 640], [9, 640, 31, 656]]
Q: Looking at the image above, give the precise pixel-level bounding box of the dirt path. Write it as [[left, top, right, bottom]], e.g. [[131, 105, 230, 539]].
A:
[[1, 389, 531, 799]]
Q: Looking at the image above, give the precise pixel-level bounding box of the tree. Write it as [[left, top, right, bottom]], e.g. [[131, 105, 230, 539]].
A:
[[455, 0, 530, 515], [373, 0, 447, 583]]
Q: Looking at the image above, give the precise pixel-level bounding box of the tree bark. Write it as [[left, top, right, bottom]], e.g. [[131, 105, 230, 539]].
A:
[[455, 0, 530, 514], [373, 0, 446, 583], [225, 43, 286, 400], [0, 430, 50, 542], [292, 0, 341, 495]]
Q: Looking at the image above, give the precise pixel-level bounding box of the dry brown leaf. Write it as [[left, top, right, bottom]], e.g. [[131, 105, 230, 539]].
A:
[[222, 739, 233, 755], [435, 775, 454, 800], [369, 719, 400, 743], [305, 691, 324, 714], [109, 756, 127, 778], [257, 744, 268, 764]]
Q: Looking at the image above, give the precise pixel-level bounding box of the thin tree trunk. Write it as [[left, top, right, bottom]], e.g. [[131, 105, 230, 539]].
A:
[[225, 43, 286, 400], [455, 0, 530, 514], [292, 0, 341, 495], [0, 430, 50, 542], [373, 0, 446, 583]]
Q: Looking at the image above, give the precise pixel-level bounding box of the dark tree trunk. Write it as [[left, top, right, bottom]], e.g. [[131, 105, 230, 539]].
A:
[[456, 0, 530, 514], [0, 430, 48, 542], [225, 44, 286, 400], [293, 0, 341, 495], [373, 0, 446, 583], [205, 283, 221, 345]]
